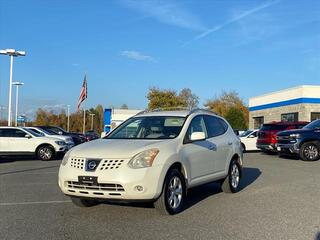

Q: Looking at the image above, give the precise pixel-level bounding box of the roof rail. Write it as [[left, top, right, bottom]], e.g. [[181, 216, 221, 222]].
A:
[[189, 108, 217, 115], [135, 107, 217, 116]]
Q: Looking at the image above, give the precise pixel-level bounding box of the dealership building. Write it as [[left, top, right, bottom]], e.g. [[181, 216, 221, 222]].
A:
[[249, 85, 320, 129]]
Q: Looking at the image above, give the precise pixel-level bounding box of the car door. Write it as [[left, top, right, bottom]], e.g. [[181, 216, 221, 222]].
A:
[[180, 115, 215, 182], [204, 115, 233, 174], [6, 128, 35, 152], [246, 131, 258, 150]]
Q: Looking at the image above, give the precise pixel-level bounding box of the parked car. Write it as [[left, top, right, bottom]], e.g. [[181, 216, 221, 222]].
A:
[[71, 132, 88, 143], [276, 119, 320, 161], [239, 130, 259, 152], [35, 126, 86, 145], [0, 127, 68, 160], [26, 127, 75, 149], [58, 109, 243, 215], [257, 121, 308, 153], [85, 130, 100, 141]]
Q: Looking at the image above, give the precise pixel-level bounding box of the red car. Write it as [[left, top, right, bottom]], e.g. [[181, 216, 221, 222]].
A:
[[257, 121, 309, 153]]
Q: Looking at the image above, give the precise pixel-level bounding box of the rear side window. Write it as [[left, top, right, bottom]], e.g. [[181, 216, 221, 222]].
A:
[[204, 115, 227, 138], [0, 129, 26, 137]]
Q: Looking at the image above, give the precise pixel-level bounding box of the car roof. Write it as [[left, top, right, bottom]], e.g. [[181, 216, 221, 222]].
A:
[[264, 121, 309, 125]]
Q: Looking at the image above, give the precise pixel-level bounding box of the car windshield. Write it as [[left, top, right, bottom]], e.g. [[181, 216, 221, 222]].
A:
[[239, 130, 253, 137], [38, 128, 55, 135], [106, 116, 186, 140], [303, 119, 320, 130], [45, 127, 66, 135], [23, 128, 43, 137]]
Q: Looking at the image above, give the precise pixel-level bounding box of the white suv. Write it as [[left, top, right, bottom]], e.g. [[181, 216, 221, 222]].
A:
[[58, 109, 243, 214], [0, 127, 68, 160]]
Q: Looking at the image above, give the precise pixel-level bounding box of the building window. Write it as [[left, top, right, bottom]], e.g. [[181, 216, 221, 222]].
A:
[[253, 117, 264, 129], [281, 112, 298, 122], [311, 112, 320, 122]]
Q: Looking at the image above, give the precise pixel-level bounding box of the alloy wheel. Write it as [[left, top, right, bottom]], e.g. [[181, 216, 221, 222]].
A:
[[231, 164, 240, 189], [304, 145, 318, 160], [167, 176, 183, 209], [39, 147, 52, 160]]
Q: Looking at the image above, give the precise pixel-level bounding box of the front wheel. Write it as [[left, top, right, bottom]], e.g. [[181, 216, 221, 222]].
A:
[[221, 160, 241, 193], [300, 142, 320, 161], [37, 145, 55, 161], [154, 169, 186, 215], [71, 197, 99, 207]]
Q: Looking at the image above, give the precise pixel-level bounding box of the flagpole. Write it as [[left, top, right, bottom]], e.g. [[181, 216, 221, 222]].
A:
[[83, 100, 86, 134]]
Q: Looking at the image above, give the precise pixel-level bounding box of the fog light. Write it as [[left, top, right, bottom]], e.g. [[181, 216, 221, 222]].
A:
[[134, 185, 144, 192]]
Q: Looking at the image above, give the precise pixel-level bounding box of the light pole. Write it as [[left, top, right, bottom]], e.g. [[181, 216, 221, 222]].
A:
[[67, 105, 70, 132], [89, 113, 95, 130], [12, 82, 24, 127], [0, 49, 26, 126]]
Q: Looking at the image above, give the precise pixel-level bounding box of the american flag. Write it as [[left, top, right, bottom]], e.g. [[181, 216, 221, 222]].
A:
[[77, 75, 87, 110]]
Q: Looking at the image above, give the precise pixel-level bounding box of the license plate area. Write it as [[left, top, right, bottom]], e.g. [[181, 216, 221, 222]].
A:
[[78, 176, 98, 185]]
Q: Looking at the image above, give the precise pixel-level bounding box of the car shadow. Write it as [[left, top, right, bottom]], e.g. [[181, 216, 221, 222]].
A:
[[184, 167, 261, 211], [100, 167, 262, 213], [278, 154, 300, 161]]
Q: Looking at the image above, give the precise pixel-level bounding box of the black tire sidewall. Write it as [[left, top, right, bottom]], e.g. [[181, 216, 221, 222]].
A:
[[163, 169, 186, 215], [241, 143, 246, 152]]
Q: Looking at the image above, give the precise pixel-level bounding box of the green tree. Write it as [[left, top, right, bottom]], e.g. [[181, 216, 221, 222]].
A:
[[178, 88, 199, 109], [120, 104, 128, 109], [147, 87, 184, 110], [205, 91, 248, 128], [225, 107, 247, 130]]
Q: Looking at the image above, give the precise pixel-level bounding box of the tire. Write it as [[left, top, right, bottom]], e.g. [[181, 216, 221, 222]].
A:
[[37, 145, 55, 161], [300, 141, 320, 161], [71, 197, 99, 207], [154, 169, 186, 215], [221, 160, 241, 193], [241, 143, 246, 153]]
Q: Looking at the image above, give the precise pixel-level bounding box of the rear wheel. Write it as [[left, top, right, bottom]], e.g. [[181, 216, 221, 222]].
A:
[[221, 160, 241, 193], [154, 169, 186, 215], [37, 145, 55, 161], [71, 197, 99, 207], [300, 142, 320, 161], [241, 143, 246, 153]]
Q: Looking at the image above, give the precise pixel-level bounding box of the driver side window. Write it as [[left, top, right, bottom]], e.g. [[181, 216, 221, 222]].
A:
[[185, 116, 207, 142]]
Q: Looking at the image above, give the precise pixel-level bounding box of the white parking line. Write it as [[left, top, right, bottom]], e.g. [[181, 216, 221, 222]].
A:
[[0, 172, 57, 176], [0, 200, 71, 206]]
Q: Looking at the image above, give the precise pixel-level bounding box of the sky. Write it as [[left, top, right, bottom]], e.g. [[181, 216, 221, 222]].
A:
[[0, 0, 319, 119]]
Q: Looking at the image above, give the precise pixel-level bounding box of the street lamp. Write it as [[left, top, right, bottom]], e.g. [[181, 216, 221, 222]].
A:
[[12, 82, 24, 127], [89, 113, 95, 130], [0, 49, 26, 126]]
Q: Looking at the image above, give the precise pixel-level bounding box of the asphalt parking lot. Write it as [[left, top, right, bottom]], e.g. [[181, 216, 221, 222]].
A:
[[1, 153, 320, 240]]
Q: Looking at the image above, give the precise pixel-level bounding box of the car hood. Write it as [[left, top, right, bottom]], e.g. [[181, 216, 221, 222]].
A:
[[277, 128, 312, 136], [69, 139, 164, 159]]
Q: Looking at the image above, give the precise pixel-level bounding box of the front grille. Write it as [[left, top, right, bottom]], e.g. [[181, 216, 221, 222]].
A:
[[67, 181, 125, 192], [70, 158, 85, 169], [99, 159, 125, 170]]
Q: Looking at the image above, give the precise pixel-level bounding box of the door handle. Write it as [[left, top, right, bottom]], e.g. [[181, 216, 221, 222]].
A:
[[208, 144, 217, 151]]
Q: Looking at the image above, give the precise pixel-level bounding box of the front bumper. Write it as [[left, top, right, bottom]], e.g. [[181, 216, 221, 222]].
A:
[[58, 159, 165, 201], [276, 141, 300, 154]]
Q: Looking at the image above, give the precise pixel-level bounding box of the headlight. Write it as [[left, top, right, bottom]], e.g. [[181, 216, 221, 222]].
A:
[[128, 149, 159, 169], [55, 141, 66, 146], [61, 151, 70, 166], [289, 134, 301, 139]]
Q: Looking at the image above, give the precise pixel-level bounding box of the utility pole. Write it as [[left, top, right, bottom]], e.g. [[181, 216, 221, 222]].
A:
[[90, 113, 95, 130], [12, 82, 24, 127], [67, 105, 70, 132]]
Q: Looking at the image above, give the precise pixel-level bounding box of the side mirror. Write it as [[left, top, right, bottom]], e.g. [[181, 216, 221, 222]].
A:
[[25, 134, 32, 139], [248, 135, 256, 138], [190, 132, 206, 142], [58, 131, 63, 135]]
